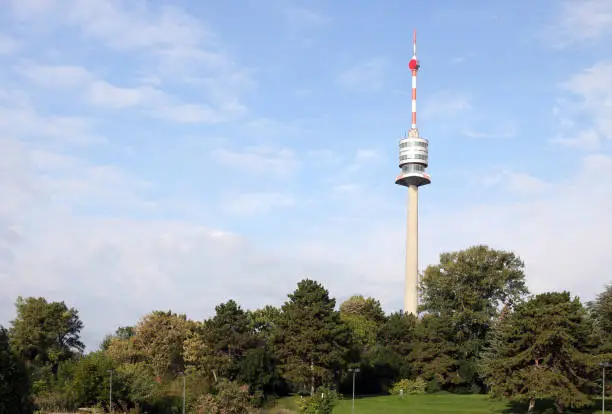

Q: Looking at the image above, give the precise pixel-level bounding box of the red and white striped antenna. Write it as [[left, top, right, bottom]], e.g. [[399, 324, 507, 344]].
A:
[[408, 29, 420, 131]]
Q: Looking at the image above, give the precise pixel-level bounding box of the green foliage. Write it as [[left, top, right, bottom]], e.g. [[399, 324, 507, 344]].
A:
[[249, 305, 281, 342], [588, 283, 612, 354], [4, 245, 610, 412], [0, 326, 33, 414], [193, 379, 251, 414], [296, 386, 339, 414], [237, 346, 284, 398], [100, 326, 135, 351], [340, 296, 386, 349], [479, 291, 600, 412], [71, 352, 125, 409], [417, 246, 528, 392], [408, 314, 462, 389], [183, 299, 261, 387], [9, 296, 84, 374], [390, 377, 427, 395], [357, 346, 405, 394], [202, 300, 255, 380], [377, 312, 416, 357], [275, 279, 354, 394], [134, 310, 195, 378], [420, 245, 528, 317]]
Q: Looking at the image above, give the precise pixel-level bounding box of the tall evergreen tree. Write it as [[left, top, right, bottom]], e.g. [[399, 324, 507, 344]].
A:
[[275, 279, 353, 394], [202, 300, 256, 381], [0, 326, 33, 414], [479, 292, 600, 413], [409, 314, 463, 392], [587, 284, 612, 353]]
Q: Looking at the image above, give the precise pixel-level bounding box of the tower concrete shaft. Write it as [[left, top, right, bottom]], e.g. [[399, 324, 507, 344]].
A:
[[404, 185, 419, 315]]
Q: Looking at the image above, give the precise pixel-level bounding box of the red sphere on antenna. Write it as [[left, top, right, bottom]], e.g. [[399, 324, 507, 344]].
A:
[[408, 58, 418, 70]]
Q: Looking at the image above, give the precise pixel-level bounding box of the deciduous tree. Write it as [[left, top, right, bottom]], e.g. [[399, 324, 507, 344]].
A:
[[9, 297, 84, 375], [133, 310, 195, 378], [419, 245, 528, 390], [339, 295, 386, 349]]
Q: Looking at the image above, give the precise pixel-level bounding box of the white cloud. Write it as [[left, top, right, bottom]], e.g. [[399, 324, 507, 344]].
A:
[[336, 58, 387, 92], [244, 118, 306, 139], [343, 148, 380, 174], [481, 169, 550, 196], [7, 0, 253, 116], [17, 63, 244, 123], [87, 81, 163, 109], [2, 99, 612, 350], [553, 61, 612, 148], [288, 152, 612, 306], [211, 147, 299, 175], [150, 103, 243, 124], [551, 129, 601, 149], [224, 192, 295, 216], [330, 184, 361, 196], [542, 0, 612, 48], [2, 0, 612, 353], [422, 155, 612, 297], [421, 90, 517, 139], [461, 124, 518, 139], [8, 0, 209, 52], [0, 34, 19, 55], [0, 106, 102, 146], [421, 90, 472, 121], [19, 64, 94, 89], [0, 132, 351, 346]]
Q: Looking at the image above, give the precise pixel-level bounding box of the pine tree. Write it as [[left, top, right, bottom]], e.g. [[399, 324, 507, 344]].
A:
[[479, 292, 600, 413], [0, 327, 33, 414], [274, 279, 353, 394]]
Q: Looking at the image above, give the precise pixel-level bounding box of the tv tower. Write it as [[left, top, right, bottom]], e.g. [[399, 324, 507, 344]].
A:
[[395, 30, 431, 316]]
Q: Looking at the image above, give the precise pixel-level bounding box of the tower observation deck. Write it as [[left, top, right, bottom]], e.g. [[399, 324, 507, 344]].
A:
[[395, 31, 431, 188], [395, 129, 431, 187]]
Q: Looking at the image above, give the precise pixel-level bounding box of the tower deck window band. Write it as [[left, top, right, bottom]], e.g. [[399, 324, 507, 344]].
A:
[[402, 164, 425, 173], [394, 29, 431, 316], [399, 141, 428, 148]]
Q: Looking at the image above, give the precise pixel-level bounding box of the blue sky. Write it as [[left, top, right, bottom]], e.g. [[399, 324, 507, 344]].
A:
[[1, 0, 611, 349]]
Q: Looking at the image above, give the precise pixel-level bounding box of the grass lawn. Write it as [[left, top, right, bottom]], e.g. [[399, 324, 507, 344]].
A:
[[334, 394, 508, 413], [333, 394, 607, 414], [265, 394, 609, 414]]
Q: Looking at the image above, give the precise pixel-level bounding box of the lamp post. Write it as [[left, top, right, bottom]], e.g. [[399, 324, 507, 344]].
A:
[[178, 371, 186, 414], [600, 362, 611, 414], [348, 368, 360, 414], [107, 369, 113, 413]]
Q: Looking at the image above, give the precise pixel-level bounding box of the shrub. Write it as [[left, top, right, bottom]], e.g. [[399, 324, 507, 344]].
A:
[[297, 387, 339, 414], [390, 377, 427, 395], [193, 380, 251, 414], [426, 378, 441, 393]]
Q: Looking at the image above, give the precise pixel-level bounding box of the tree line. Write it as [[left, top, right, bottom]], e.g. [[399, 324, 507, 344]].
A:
[[1, 245, 610, 413]]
